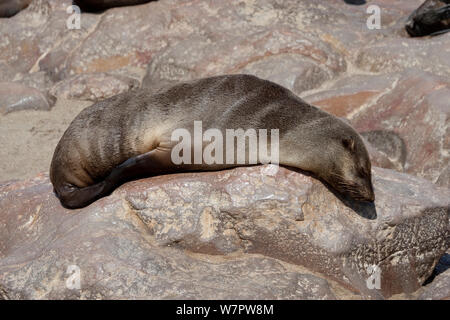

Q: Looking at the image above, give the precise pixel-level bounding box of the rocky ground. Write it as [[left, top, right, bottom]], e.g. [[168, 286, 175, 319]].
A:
[[0, 0, 448, 299]]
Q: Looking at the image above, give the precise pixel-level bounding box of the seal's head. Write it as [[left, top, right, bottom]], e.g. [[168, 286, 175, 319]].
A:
[[326, 133, 375, 202], [308, 123, 375, 203]]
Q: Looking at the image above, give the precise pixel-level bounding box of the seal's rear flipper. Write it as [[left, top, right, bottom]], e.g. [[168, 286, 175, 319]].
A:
[[56, 181, 108, 209], [105, 147, 176, 185]]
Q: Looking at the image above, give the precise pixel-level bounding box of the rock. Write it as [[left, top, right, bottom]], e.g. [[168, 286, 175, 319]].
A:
[[0, 0, 32, 18], [0, 0, 56, 75], [0, 166, 448, 299], [303, 73, 400, 118], [363, 141, 402, 171], [36, 12, 103, 82], [14, 71, 55, 92], [0, 173, 341, 300], [0, 82, 54, 115], [360, 131, 407, 172], [355, 33, 450, 77], [305, 70, 449, 188], [49, 73, 139, 101], [142, 30, 345, 95], [436, 167, 450, 188], [419, 268, 450, 300], [0, 62, 17, 83], [36, 8, 103, 82], [350, 70, 450, 188], [63, 0, 171, 79], [239, 54, 331, 94], [12, 71, 57, 107], [141, 1, 347, 94], [361, 0, 425, 28], [1, 0, 443, 95], [0, 0, 99, 78]]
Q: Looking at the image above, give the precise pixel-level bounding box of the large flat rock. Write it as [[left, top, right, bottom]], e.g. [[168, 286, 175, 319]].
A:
[[0, 165, 448, 299]]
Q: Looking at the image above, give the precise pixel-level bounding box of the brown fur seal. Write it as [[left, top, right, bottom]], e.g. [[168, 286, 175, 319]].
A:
[[50, 74, 375, 209], [0, 0, 32, 18], [406, 0, 450, 37], [73, 0, 154, 12]]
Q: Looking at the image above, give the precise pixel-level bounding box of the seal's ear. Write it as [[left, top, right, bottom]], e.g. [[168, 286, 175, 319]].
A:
[[342, 137, 355, 152]]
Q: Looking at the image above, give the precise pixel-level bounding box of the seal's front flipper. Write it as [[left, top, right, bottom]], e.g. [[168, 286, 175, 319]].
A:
[[105, 147, 176, 187]]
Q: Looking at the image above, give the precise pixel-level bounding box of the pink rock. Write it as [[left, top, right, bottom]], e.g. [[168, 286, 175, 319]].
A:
[[419, 268, 450, 300], [350, 70, 450, 188], [0, 82, 54, 114], [304, 73, 400, 118], [356, 33, 450, 77], [50, 73, 139, 101], [0, 166, 448, 299]]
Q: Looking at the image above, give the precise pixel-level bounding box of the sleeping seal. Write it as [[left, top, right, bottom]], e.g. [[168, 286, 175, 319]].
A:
[[50, 74, 375, 209]]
